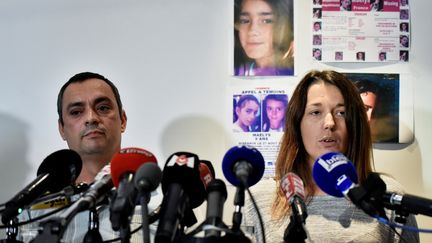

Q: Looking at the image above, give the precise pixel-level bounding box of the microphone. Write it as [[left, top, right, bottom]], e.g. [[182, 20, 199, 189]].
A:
[[30, 164, 113, 243], [312, 152, 358, 198], [134, 162, 163, 197], [134, 162, 163, 243], [382, 192, 432, 217], [280, 173, 307, 223], [109, 147, 158, 231], [312, 153, 385, 217], [1, 149, 82, 224], [222, 145, 265, 188], [280, 173, 308, 242], [199, 160, 215, 190], [155, 152, 210, 243], [204, 179, 227, 237], [363, 172, 432, 217]]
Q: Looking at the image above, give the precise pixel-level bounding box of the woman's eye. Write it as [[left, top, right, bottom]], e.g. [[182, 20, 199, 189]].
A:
[[239, 18, 250, 25], [262, 18, 273, 24]]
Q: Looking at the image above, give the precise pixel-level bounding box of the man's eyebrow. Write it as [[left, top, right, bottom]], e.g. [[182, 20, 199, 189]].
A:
[[65, 96, 113, 111]]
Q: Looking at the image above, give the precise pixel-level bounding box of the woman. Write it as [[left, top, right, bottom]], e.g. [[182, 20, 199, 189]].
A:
[[234, 0, 294, 76], [244, 70, 419, 242], [233, 95, 260, 132], [262, 94, 288, 132]]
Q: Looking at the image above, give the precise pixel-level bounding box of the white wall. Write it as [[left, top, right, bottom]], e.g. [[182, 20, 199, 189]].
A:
[[0, 0, 431, 241]]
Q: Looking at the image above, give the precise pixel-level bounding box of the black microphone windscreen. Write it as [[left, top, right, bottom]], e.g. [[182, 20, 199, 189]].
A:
[[134, 162, 162, 192], [161, 152, 204, 208], [36, 149, 82, 193]]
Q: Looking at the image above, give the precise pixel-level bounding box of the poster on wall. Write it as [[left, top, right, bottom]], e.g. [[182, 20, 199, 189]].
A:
[[233, 0, 295, 76], [230, 85, 293, 178], [345, 72, 413, 143], [312, 0, 411, 62]]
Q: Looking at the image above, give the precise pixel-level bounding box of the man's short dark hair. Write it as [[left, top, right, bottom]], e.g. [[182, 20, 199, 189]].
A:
[[354, 79, 379, 94], [57, 72, 123, 125]]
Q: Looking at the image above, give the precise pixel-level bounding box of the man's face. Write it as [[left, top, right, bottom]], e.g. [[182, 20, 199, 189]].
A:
[[313, 23, 320, 31], [58, 78, 127, 158], [360, 91, 377, 121], [314, 50, 321, 59]]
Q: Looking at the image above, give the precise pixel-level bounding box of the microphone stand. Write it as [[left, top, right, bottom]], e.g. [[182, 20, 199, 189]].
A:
[[178, 185, 251, 243], [283, 197, 308, 243], [139, 193, 151, 243], [231, 186, 245, 232], [283, 214, 306, 243], [0, 218, 23, 243]]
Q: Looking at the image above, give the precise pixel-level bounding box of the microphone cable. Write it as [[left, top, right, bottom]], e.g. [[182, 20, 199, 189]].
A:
[[246, 186, 266, 243], [376, 216, 432, 233]]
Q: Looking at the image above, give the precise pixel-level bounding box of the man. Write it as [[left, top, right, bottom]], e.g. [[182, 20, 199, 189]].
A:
[[57, 72, 127, 184], [18, 72, 155, 243]]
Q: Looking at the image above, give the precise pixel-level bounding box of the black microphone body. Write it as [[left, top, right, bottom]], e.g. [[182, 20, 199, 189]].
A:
[[2, 174, 51, 223], [156, 183, 190, 243], [382, 192, 432, 217], [155, 152, 206, 243], [2, 149, 82, 224], [110, 172, 138, 231], [204, 179, 227, 237], [30, 169, 113, 243]]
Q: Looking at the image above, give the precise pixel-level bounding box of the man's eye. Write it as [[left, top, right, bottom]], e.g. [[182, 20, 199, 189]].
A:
[[69, 110, 81, 116], [98, 105, 111, 112]]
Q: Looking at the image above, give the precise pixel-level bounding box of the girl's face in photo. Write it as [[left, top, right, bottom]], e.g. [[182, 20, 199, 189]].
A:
[[266, 99, 285, 129], [238, 0, 275, 65], [236, 100, 259, 127]]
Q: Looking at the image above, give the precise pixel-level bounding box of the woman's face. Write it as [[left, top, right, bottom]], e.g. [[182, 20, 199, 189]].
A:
[[238, 0, 275, 66], [300, 82, 348, 165], [236, 100, 259, 127], [266, 99, 285, 129]]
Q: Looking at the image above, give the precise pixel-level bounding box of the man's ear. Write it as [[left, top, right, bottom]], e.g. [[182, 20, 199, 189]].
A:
[[120, 110, 127, 133], [58, 119, 66, 140]]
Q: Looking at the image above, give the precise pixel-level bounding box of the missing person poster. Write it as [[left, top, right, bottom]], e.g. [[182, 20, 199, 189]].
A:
[[229, 85, 292, 178], [312, 0, 411, 62]]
